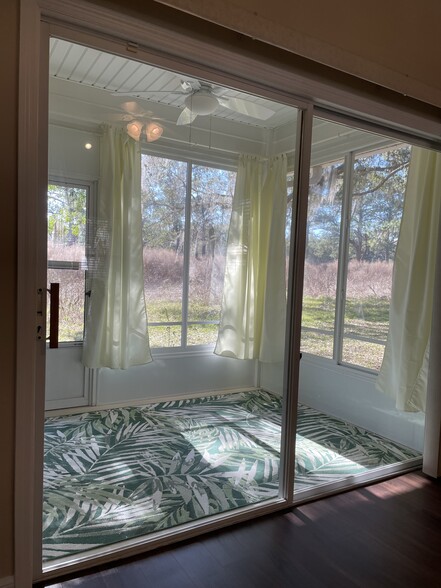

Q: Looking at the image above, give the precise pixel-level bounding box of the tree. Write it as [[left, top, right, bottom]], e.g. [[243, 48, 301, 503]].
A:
[[350, 146, 410, 262], [190, 164, 235, 259], [47, 184, 87, 246], [304, 145, 410, 265], [141, 155, 188, 251], [305, 160, 345, 263]]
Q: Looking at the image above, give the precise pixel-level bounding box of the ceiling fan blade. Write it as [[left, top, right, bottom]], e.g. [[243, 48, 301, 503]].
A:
[[120, 101, 153, 117], [217, 96, 275, 120], [176, 107, 198, 126]]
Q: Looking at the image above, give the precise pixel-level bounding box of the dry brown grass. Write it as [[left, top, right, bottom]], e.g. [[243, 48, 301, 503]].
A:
[[303, 260, 393, 300], [143, 248, 226, 303]]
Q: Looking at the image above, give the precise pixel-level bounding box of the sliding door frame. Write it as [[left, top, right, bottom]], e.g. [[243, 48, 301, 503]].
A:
[[16, 0, 441, 584], [18, 1, 310, 583]]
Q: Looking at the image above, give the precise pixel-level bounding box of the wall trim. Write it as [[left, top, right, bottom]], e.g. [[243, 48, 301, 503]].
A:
[[45, 385, 259, 416], [16, 1, 46, 585]]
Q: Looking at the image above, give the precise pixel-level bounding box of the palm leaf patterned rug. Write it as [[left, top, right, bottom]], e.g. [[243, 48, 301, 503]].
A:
[[43, 389, 420, 561]]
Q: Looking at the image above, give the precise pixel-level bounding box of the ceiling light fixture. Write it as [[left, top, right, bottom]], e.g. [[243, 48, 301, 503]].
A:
[[184, 90, 218, 115], [145, 121, 164, 142], [126, 120, 143, 141], [126, 120, 163, 143]]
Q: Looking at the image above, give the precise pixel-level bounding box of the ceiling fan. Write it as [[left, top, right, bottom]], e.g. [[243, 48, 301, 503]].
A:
[[112, 80, 275, 125]]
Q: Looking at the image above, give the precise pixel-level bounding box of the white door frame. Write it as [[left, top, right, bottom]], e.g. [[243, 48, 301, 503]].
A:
[[16, 0, 441, 584]]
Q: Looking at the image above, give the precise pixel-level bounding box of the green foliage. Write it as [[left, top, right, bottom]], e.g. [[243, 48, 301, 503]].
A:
[[305, 145, 410, 264], [349, 146, 410, 262], [141, 155, 235, 257], [48, 184, 87, 246], [141, 156, 187, 249], [302, 296, 336, 330]]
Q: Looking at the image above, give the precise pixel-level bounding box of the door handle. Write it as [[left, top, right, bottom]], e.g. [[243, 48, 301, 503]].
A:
[[47, 282, 59, 349]]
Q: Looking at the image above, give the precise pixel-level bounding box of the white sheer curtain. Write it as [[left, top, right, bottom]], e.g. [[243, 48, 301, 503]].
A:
[[83, 126, 152, 369], [377, 147, 441, 411], [214, 153, 288, 362]]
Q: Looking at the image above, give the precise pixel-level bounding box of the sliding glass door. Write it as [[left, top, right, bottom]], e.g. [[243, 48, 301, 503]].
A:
[[44, 35, 302, 567], [295, 116, 425, 500]]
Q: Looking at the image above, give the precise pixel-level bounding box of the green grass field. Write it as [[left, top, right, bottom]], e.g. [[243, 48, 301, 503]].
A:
[[301, 295, 389, 371], [53, 288, 389, 372]]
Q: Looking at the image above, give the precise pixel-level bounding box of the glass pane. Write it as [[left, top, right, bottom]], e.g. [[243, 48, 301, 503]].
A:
[[47, 268, 85, 342], [188, 165, 235, 346], [47, 184, 87, 260], [47, 183, 87, 342], [148, 325, 182, 348], [141, 155, 187, 346], [342, 338, 385, 371], [296, 121, 422, 502], [301, 158, 344, 358], [46, 36, 300, 562], [187, 323, 219, 346], [343, 145, 410, 369]]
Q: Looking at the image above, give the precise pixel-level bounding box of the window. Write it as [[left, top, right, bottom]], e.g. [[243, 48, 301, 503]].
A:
[[47, 160, 235, 351], [141, 155, 235, 349], [302, 159, 344, 359], [47, 182, 89, 343], [342, 145, 410, 370], [301, 127, 410, 372]]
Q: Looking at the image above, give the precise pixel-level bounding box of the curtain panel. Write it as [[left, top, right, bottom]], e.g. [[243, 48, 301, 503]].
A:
[[215, 153, 288, 362], [83, 126, 152, 369], [377, 147, 441, 412]]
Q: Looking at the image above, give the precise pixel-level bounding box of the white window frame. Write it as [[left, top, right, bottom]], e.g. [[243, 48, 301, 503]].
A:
[[302, 141, 410, 375], [141, 154, 237, 353], [47, 177, 96, 346]]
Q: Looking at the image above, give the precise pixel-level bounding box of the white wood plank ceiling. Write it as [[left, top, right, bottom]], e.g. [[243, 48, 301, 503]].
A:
[[48, 38, 396, 159], [49, 38, 293, 128]]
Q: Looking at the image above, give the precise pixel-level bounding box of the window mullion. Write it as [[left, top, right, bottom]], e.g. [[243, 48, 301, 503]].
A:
[[334, 152, 354, 363], [181, 162, 193, 348]]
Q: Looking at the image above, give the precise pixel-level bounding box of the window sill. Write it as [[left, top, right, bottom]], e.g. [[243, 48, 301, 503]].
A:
[[151, 345, 217, 360]]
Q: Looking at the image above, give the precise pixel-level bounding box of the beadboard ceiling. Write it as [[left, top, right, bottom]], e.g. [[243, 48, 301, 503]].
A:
[[49, 38, 293, 129], [48, 38, 396, 163]]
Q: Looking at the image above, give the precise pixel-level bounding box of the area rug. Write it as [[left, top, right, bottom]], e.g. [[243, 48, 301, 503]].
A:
[[43, 389, 420, 561]]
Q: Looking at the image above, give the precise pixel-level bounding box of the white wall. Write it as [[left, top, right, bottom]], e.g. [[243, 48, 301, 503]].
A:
[[49, 124, 100, 181], [301, 356, 425, 451], [45, 346, 92, 409], [259, 360, 284, 396], [260, 355, 425, 452], [97, 352, 257, 405]]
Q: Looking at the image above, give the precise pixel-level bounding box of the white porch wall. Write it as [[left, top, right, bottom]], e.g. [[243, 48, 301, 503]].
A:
[[97, 353, 257, 405], [260, 357, 425, 452], [49, 125, 100, 181]]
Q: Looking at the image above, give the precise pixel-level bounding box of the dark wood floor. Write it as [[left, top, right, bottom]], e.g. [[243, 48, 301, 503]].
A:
[[38, 471, 441, 588]]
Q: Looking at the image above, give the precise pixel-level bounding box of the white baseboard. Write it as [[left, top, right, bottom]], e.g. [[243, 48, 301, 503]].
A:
[[0, 577, 14, 588]]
